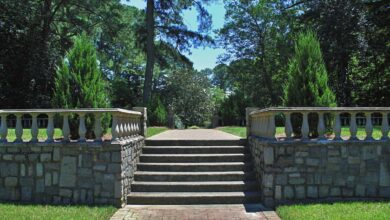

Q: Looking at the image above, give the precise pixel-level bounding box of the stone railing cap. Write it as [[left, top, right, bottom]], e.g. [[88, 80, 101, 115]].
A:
[[250, 107, 390, 116], [0, 108, 142, 116]]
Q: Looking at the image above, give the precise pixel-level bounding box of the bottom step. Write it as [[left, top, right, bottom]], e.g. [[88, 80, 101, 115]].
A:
[[127, 192, 261, 205]]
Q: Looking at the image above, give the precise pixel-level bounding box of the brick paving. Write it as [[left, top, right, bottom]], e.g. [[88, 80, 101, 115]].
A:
[[111, 204, 281, 220]]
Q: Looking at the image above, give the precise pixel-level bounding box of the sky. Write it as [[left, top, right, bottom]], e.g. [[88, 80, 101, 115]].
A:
[[120, 0, 226, 70]]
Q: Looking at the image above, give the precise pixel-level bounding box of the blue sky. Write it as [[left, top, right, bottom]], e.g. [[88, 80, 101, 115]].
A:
[[120, 0, 226, 70]]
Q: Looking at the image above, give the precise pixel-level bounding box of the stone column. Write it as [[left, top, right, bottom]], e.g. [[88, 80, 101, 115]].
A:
[[133, 107, 147, 137], [246, 107, 259, 138], [301, 112, 310, 140], [0, 113, 7, 142], [317, 112, 326, 140], [285, 112, 293, 140]]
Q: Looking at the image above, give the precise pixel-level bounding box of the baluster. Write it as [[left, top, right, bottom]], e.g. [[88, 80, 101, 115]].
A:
[[130, 117, 135, 136], [365, 112, 373, 140], [15, 113, 23, 143], [260, 116, 264, 137], [381, 112, 389, 140], [78, 113, 86, 142], [0, 113, 8, 142], [62, 113, 70, 142], [350, 112, 358, 140], [301, 112, 309, 140], [94, 113, 102, 142], [285, 112, 293, 140], [31, 113, 38, 142], [119, 115, 124, 140], [111, 114, 119, 141], [333, 112, 342, 140], [124, 117, 130, 139], [268, 113, 276, 139], [317, 112, 326, 140], [46, 113, 54, 143]]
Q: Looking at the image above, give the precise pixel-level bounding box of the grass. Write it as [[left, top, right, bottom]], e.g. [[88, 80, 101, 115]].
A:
[[217, 126, 387, 140], [5, 128, 63, 142], [217, 126, 246, 138], [3, 126, 168, 141], [146, 126, 169, 137], [276, 201, 390, 220], [0, 203, 116, 220]]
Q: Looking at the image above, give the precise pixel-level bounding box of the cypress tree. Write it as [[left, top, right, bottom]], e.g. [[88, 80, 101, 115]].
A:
[[283, 30, 336, 137], [53, 34, 109, 139]]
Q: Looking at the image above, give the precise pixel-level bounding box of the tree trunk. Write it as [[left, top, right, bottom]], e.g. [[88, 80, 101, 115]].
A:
[[143, 0, 155, 106]]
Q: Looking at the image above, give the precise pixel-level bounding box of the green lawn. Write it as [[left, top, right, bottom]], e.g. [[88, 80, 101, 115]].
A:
[[217, 126, 246, 138], [0, 203, 116, 220], [147, 126, 169, 138], [276, 201, 390, 220], [217, 126, 387, 140]]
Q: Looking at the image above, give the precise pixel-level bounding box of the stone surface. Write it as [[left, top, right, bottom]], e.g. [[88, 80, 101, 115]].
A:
[[149, 129, 241, 140], [248, 136, 390, 207], [60, 156, 77, 187], [5, 177, 18, 187], [0, 136, 144, 206]]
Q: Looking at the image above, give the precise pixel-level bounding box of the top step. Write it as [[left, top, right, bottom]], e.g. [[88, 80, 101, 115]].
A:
[[145, 139, 247, 146]]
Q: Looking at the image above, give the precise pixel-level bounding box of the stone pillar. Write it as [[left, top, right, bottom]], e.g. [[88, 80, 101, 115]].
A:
[[246, 107, 259, 138], [168, 108, 174, 129], [133, 107, 147, 137]]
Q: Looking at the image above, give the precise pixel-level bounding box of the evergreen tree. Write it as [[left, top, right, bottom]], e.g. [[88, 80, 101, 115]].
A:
[[53, 34, 109, 138], [283, 30, 336, 137]]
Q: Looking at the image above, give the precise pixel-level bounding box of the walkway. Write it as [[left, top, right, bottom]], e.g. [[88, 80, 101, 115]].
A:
[[111, 204, 281, 220], [148, 129, 241, 140], [111, 129, 281, 220]]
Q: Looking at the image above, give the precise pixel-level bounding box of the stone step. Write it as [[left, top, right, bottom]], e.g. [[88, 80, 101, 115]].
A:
[[145, 139, 246, 146], [137, 162, 253, 172], [131, 181, 260, 192], [127, 192, 261, 205], [134, 171, 256, 182], [142, 146, 248, 154], [139, 154, 250, 163]]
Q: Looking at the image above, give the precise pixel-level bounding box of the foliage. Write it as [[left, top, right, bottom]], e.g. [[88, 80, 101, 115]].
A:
[[282, 31, 336, 137], [148, 95, 168, 126], [165, 69, 215, 127], [0, 0, 123, 108], [140, 0, 215, 105], [283, 31, 336, 107], [53, 34, 109, 138]]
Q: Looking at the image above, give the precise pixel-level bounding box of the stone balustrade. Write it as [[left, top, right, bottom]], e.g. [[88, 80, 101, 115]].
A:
[[0, 108, 145, 143], [247, 107, 390, 141]]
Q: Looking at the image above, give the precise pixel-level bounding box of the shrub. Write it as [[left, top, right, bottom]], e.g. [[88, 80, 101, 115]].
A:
[[283, 30, 336, 137], [53, 34, 110, 139]]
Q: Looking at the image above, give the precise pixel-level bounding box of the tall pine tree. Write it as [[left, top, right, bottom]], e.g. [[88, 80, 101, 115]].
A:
[[283, 30, 336, 137], [53, 34, 109, 138]]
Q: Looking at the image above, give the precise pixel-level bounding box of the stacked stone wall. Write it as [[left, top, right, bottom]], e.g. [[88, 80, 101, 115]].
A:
[[248, 137, 390, 207], [0, 136, 144, 206]]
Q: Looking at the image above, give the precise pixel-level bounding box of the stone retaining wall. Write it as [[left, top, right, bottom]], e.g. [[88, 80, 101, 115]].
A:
[[248, 137, 390, 207], [0, 137, 144, 206]]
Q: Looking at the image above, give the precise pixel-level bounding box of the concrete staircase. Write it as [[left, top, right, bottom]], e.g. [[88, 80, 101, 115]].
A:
[[127, 139, 261, 205]]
